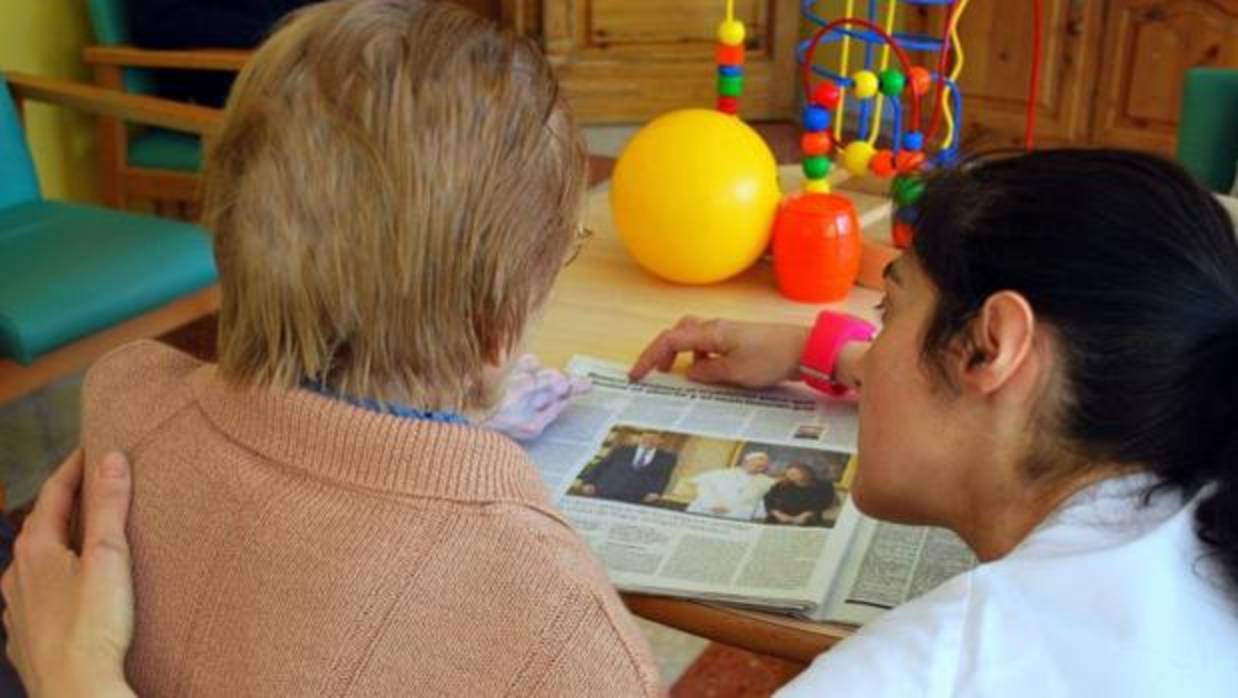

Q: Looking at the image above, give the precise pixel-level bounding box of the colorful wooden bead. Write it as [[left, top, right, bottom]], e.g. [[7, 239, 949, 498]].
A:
[[895, 150, 927, 173], [811, 81, 842, 110], [892, 219, 914, 249], [891, 175, 926, 207], [803, 155, 832, 180], [718, 74, 743, 97], [902, 131, 925, 151], [715, 42, 745, 66], [908, 66, 932, 97], [801, 130, 833, 156], [841, 140, 876, 175], [717, 65, 743, 77], [717, 19, 746, 46], [879, 69, 906, 97], [802, 105, 831, 132], [869, 149, 897, 178], [717, 96, 739, 114], [852, 70, 879, 99], [804, 178, 831, 194]]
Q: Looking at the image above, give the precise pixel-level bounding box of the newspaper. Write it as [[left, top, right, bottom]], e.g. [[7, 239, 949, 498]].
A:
[[525, 356, 975, 622]]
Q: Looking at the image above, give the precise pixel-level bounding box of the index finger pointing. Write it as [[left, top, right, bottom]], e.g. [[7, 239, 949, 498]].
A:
[[629, 323, 727, 382]]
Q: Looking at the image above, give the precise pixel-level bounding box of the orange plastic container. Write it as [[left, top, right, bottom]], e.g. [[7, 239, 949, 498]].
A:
[[772, 192, 862, 302]]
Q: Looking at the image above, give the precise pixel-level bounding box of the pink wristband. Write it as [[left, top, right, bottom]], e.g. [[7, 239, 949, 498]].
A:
[[800, 311, 877, 395]]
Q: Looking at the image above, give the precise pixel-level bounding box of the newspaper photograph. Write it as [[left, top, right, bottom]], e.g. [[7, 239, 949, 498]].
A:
[[525, 356, 976, 622]]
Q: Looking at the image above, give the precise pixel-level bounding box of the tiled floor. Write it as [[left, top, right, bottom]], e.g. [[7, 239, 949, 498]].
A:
[[1, 373, 80, 511], [636, 618, 711, 685]]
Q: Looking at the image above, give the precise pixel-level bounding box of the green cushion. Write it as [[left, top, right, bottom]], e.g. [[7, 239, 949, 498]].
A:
[[128, 128, 203, 172], [0, 201, 217, 364], [0, 76, 40, 210], [86, 0, 130, 44], [85, 0, 157, 95], [1177, 68, 1238, 193]]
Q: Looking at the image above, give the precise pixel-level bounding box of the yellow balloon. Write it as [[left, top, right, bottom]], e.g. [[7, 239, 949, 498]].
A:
[[841, 141, 876, 176], [611, 109, 781, 285]]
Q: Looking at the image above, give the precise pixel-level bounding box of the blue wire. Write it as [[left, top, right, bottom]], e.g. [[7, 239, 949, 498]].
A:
[[929, 77, 964, 167], [799, 28, 945, 52], [797, 0, 965, 165], [890, 98, 903, 156]]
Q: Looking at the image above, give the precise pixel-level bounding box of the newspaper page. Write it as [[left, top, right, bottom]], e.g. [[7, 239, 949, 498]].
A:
[[525, 357, 863, 612], [809, 500, 978, 625]]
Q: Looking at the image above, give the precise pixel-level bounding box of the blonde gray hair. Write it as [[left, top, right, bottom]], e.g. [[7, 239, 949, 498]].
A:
[[203, 0, 587, 411]]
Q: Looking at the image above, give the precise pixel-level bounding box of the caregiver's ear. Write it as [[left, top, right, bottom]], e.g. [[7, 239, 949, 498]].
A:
[[957, 291, 1037, 395]]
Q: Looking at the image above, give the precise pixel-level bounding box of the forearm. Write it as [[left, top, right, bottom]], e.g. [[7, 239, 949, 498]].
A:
[[830, 341, 871, 390]]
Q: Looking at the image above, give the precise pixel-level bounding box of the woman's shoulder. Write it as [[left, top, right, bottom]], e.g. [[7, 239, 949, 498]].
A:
[[85, 339, 202, 391], [82, 339, 203, 453]]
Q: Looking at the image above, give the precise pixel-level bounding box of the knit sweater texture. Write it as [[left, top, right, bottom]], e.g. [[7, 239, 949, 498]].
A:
[[81, 341, 663, 697]]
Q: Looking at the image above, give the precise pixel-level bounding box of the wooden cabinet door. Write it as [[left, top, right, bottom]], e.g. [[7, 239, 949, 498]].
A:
[[1090, 0, 1238, 155], [506, 0, 799, 123], [907, 0, 1105, 150]]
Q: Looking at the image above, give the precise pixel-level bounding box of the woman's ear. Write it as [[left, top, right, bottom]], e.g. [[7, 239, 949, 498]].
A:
[[957, 291, 1037, 396]]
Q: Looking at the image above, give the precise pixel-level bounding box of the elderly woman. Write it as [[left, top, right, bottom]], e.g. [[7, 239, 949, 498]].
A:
[[5, 1, 661, 696]]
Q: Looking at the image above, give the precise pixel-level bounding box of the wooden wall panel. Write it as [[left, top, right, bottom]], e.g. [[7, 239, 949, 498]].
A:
[[513, 0, 798, 123], [1091, 0, 1238, 154], [908, 0, 1105, 150]]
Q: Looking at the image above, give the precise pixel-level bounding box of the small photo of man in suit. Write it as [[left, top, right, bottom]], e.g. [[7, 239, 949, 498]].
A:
[[575, 431, 678, 504]]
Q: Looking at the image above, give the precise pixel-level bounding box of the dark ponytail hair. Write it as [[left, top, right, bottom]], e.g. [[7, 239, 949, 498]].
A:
[[908, 148, 1238, 592]]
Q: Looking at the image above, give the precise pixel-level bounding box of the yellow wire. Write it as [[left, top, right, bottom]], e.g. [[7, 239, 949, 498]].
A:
[[726, 0, 734, 21], [940, 0, 971, 149], [866, 0, 898, 145], [834, 0, 856, 141]]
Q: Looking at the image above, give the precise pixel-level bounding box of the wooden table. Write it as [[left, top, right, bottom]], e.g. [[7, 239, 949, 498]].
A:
[[529, 168, 897, 663]]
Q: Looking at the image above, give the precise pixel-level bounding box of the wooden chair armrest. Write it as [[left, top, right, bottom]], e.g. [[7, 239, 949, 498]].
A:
[[83, 45, 250, 72], [5, 71, 221, 136]]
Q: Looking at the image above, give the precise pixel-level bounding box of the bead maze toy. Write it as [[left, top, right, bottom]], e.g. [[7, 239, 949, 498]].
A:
[[772, 0, 1043, 301]]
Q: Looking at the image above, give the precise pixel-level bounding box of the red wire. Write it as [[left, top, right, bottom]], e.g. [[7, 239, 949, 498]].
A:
[[801, 18, 920, 134], [1025, 0, 1043, 150]]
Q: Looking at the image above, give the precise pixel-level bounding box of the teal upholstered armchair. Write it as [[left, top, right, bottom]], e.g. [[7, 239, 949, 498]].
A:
[[1177, 68, 1238, 194], [0, 71, 220, 404], [83, 0, 249, 212]]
